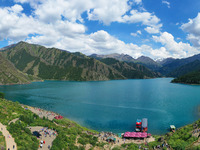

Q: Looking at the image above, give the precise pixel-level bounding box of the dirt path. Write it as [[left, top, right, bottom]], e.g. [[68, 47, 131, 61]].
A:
[[29, 126, 57, 150], [9, 118, 19, 125], [0, 122, 17, 150]]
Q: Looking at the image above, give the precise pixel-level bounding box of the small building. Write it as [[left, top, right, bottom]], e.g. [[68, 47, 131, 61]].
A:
[[142, 118, 148, 132]]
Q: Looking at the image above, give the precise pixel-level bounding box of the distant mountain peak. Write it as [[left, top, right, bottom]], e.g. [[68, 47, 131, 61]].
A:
[[89, 53, 136, 62], [137, 56, 154, 61]]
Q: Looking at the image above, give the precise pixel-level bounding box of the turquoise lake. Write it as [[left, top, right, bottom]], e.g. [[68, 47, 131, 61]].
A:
[[1, 78, 200, 134]]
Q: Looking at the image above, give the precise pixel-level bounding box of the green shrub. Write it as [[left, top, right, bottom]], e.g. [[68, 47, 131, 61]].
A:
[[0, 92, 5, 99]]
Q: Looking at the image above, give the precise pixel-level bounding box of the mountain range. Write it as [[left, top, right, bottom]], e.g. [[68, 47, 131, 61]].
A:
[[90, 54, 161, 70], [91, 53, 200, 74], [1, 41, 200, 85], [0, 42, 159, 84], [90, 53, 200, 84]]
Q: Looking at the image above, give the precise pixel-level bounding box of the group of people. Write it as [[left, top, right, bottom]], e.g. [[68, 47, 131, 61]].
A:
[[152, 142, 171, 150], [23, 105, 58, 121], [33, 107, 57, 120], [98, 131, 116, 138], [98, 131, 119, 144], [40, 127, 57, 137]]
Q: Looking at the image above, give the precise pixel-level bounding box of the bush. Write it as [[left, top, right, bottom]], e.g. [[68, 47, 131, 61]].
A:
[[0, 92, 5, 99]]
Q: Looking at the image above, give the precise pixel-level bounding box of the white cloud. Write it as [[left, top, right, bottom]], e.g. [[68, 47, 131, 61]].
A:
[[10, 4, 23, 13], [131, 30, 142, 37], [0, 4, 86, 42], [87, 0, 131, 25], [14, 0, 161, 29], [133, 0, 142, 5], [14, 0, 45, 8], [120, 10, 160, 25], [4, 2, 198, 60], [150, 47, 171, 59], [153, 32, 199, 58], [145, 25, 161, 34], [181, 13, 200, 47], [120, 10, 162, 34], [27, 30, 147, 58], [162, 0, 170, 8]]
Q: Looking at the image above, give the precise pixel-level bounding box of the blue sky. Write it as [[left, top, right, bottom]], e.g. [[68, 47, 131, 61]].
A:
[[0, 0, 200, 59]]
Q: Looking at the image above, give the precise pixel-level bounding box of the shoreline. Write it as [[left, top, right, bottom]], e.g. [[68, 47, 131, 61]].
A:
[[171, 81, 200, 85], [19, 102, 156, 148], [0, 77, 170, 86], [0, 80, 44, 86], [1, 98, 200, 149], [20, 101, 200, 135]]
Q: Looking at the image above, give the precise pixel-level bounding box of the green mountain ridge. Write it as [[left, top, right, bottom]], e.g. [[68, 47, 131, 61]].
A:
[[100, 58, 160, 79], [168, 60, 200, 77], [172, 70, 200, 84], [0, 53, 38, 85], [158, 54, 200, 76], [171, 60, 200, 84], [1, 41, 158, 83], [90, 53, 161, 71]]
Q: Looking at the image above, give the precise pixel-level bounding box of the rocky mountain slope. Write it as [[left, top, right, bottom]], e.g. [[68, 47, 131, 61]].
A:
[[100, 58, 160, 79], [0, 53, 36, 85], [90, 54, 161, 71], [1, 42, 158, 82]]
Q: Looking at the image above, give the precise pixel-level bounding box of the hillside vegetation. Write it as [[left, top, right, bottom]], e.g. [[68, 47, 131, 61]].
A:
[[168, 60, 200, 77], [1, 42, 158, 82], [1, 97, 200, 149], [172, 70, 200, 84], [0, 53, 38, 85], [100, 58, 160, 79], [0, 98, 102, 150], [0, 131, 5, 150]]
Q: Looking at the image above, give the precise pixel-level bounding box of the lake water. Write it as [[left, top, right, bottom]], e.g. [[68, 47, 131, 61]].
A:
[[1, 78, 200, 134]]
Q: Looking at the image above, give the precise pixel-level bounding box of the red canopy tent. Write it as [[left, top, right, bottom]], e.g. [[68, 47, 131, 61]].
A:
[[54, 115, 63, 120]]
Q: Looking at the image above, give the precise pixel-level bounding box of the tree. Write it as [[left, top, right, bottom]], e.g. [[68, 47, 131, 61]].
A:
[[0, 92, 5, 99]]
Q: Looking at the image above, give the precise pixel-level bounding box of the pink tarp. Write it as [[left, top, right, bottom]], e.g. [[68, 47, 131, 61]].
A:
[[54, 115, 63, 120], [124, 132, 151, 138]]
